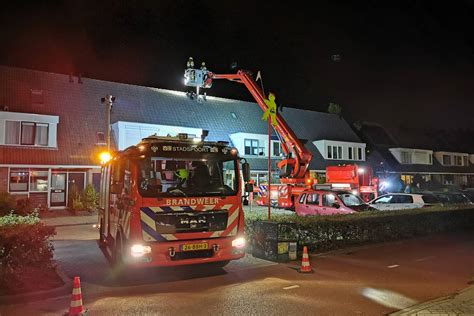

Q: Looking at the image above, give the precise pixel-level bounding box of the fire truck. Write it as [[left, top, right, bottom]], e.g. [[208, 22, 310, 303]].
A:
[[184, 59, 314, 210], [98, 133, 253, 268], [325, 164, 378, 202]]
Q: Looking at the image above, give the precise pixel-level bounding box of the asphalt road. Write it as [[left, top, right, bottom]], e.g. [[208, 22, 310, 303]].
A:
[[1, 222, 473, 315]]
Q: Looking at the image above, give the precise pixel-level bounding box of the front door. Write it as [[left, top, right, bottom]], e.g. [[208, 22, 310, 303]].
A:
[[51, 173, 67, 207]]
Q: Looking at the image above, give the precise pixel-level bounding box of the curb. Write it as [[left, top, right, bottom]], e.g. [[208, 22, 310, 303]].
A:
[[389, 285, 474, 316], [0, 267, 72, 305]]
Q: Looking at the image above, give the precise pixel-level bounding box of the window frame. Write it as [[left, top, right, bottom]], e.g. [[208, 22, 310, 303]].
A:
[[9, 169, 30, 192], [244, 138, 262, 156], [5, 120, 49, 147]]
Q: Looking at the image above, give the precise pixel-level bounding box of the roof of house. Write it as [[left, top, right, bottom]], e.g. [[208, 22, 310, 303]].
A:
[[358, 122, 474, 174], [0, 65, 363, 170]]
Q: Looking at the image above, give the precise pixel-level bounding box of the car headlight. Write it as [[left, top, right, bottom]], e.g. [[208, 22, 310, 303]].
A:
[[232, 237, 246, 249], [131, 244, 152, 257]]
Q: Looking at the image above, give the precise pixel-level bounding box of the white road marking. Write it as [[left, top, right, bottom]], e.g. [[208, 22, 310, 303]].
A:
[[414, 256, 435, 262], [387, 264, 399, 268], [283, 285, 300, 290]]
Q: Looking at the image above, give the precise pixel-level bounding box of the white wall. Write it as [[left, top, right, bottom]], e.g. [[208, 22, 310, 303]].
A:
[[229, 132, 268, 157], [112, 121, 203, 150], [0, 111, 59, 147], [435, 151, 470, 166], [390, 148, 433, 165], [313, 139, 366, 161]]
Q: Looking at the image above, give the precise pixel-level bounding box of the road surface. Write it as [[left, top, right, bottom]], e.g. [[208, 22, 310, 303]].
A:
[[0, 219, 472, 315]]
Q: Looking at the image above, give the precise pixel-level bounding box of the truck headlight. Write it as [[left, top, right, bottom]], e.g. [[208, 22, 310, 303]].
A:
[[232, 237, 246, 249], [131, 244, 152, 257]]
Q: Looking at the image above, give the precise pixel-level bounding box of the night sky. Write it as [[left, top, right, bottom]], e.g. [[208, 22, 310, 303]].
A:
[[1, 1, 473, 129]]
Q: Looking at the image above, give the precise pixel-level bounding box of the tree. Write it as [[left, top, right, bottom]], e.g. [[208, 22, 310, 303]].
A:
[[327, 102, 342, 116]]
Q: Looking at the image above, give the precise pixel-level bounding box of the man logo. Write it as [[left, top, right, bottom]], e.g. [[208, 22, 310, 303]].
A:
[[222, 148, 229, 154]]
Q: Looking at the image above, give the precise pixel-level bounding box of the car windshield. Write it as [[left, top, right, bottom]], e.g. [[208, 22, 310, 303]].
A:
[[138, 157, 238, 198], [337, 193, 365, 206]]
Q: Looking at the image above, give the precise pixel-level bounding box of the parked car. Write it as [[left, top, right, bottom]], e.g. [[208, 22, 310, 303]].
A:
[[461, 190, 474, 203], [369, 193, 440, 211], [427, 191, 473, 205], [295, 189, 374, 216]]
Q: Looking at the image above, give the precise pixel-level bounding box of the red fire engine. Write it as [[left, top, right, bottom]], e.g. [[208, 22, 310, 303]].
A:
[[325, 164, 378, 202], [183, 59, 314, 210], [98, 133, 253, 268]]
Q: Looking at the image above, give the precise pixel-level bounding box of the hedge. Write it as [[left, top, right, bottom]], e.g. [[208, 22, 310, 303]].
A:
[[245, 206, 474, 253], [0, 213, 59, 295]]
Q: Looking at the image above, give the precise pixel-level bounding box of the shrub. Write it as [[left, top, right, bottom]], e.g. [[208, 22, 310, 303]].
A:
[[0, 192, 16, 216], [82, 184, 98, 211], [0, 192, 36, 216], [0, 213, 57, 294], [245, 206, 474, 253]]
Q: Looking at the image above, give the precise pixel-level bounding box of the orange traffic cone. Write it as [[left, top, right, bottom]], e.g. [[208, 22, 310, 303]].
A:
[[68, 276, 87, 316], [298, 246, 313, 273]]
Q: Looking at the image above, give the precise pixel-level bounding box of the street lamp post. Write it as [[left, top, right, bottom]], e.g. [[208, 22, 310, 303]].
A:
[[100, 95, 115, 152]]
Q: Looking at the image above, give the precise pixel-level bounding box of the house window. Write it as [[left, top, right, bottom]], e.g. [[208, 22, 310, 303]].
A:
[[327, 145, 343, 159], [9, 169, 29, 192], [442, 155, 451, 165], [272, 141, 282, 157], [357, 147, 363, 160], [96, 132, 106, 145], [5, 121, 20, 144], [30, 171, 49, 192], [401, 151, 412, 164], [455, 156, 463, 166], [244, 139, 262, 156], [348, 147, 353, 160], [5, 121, 49, 146]]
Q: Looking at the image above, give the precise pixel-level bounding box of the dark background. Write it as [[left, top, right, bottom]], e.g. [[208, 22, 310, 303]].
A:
[[1, 1, 473, 129]]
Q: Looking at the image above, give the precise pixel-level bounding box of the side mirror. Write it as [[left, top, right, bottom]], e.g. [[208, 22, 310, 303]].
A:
[[245, 183, 254, 193], [333, 202, 341, 209], [242, 162, 250, 182]]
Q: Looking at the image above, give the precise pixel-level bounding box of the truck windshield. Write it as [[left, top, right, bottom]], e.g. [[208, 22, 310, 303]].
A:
[[138, 157, 238, 198], [337, 193, 365, 207]]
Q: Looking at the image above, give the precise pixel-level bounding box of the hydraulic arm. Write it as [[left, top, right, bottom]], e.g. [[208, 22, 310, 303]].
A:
[[184, 62, 313, 182]]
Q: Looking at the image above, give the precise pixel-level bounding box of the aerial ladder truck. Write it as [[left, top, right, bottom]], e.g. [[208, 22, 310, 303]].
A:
[[184, 58, 313, 209]]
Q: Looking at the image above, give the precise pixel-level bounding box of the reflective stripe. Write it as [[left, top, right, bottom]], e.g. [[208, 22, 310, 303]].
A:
[[72, 288, 81, 295], [70, 300, 83, 308], [161, 234, 177, 241]]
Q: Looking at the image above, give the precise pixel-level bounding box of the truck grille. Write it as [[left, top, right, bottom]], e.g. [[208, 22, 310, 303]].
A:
[[171, 250, 214, 261], [154, 210, 228, 234]]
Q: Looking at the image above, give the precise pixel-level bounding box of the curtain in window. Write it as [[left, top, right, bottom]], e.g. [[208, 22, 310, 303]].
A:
[[35, 123, 49, 146], [5, 121, 20, 144], [21, 122, 35, 145]]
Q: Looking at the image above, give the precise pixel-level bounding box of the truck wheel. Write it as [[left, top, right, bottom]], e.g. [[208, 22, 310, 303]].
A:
[[112, 234, 124, 268], [98, 219, 106, 248]]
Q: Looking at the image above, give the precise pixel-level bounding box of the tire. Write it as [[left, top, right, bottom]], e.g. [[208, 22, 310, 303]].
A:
[[98, 219, 106, 248], [112, 233, 124, 268]]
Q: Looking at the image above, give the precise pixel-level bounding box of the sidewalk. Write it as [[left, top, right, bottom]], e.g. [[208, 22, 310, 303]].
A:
[[390, 285, 474, 315], [40, 210, 98, 227]]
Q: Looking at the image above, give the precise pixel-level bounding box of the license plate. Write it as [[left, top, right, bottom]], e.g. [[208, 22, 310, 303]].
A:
[[180, 243, 209, 251]]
